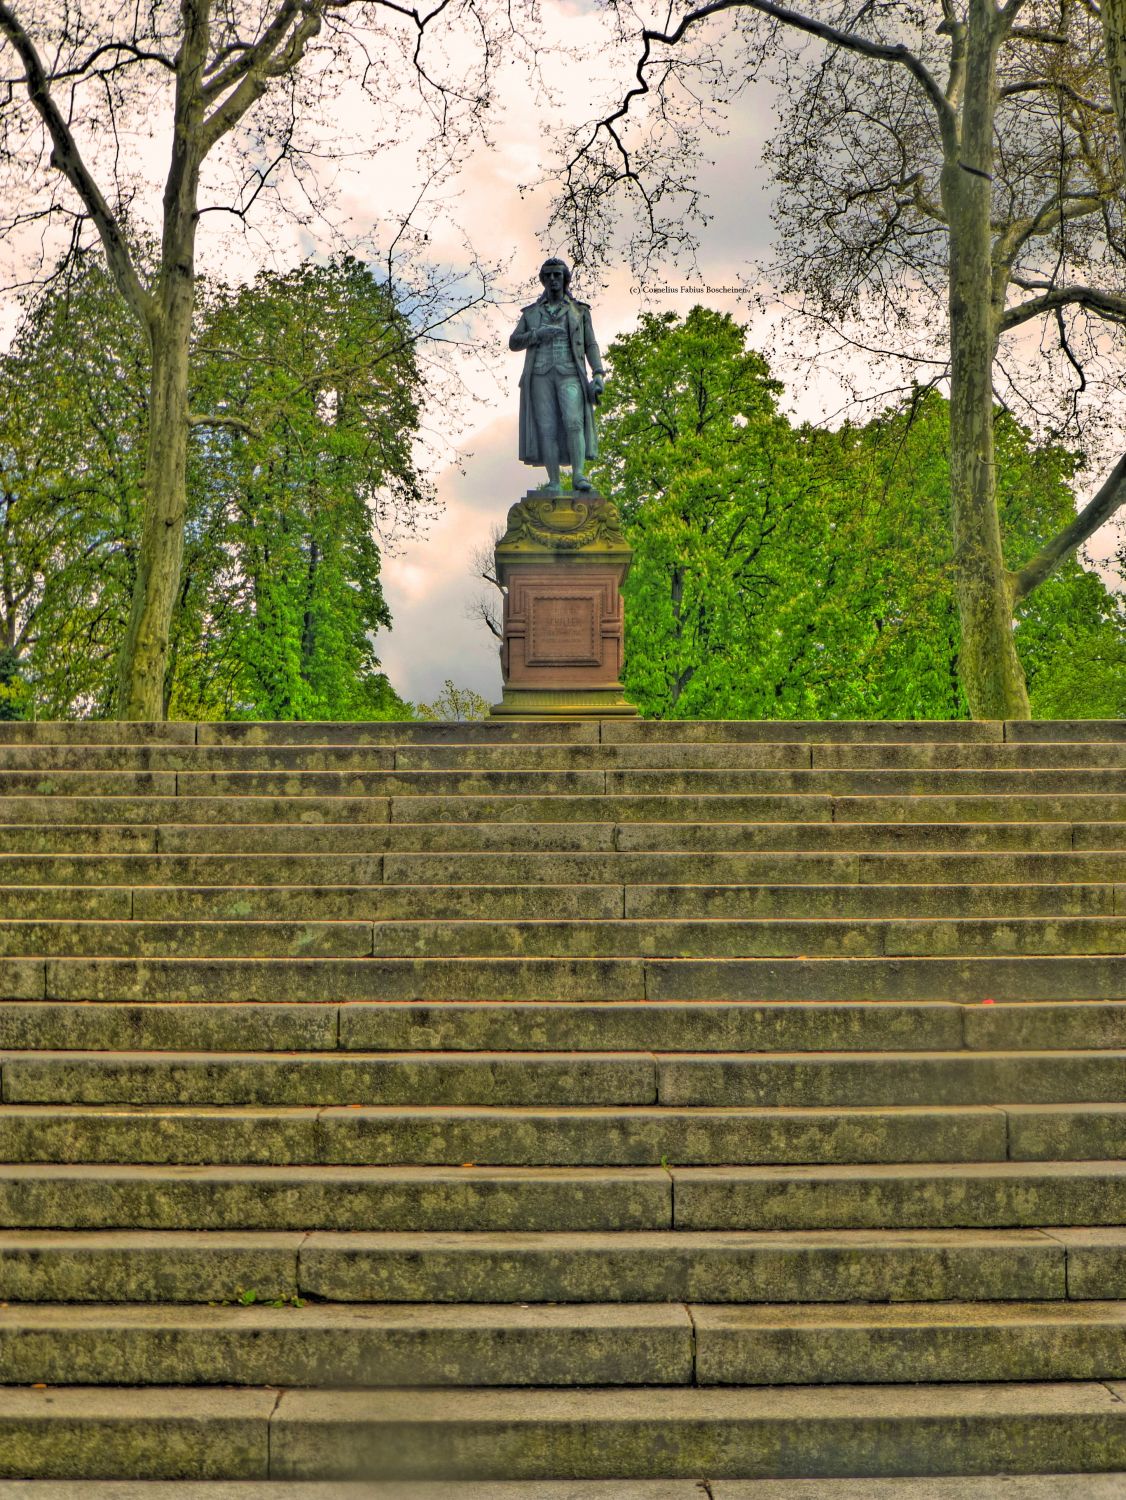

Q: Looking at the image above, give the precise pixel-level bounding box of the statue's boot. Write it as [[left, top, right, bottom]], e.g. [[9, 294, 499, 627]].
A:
[[568, 427, 593, 491], [541, 440, 563, 496]]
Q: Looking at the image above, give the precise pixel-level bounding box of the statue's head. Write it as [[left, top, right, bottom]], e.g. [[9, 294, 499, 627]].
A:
[[539, 257, 571, 293]]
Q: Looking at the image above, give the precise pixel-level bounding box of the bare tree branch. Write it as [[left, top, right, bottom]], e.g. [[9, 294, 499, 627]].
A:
[[1012, 450, 1126, 600], [0, 0, 153, 328], [999, 282, 1126, 333]]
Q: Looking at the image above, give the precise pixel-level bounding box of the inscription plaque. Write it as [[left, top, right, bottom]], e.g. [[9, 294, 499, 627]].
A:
[[528, 595, 599, 665]]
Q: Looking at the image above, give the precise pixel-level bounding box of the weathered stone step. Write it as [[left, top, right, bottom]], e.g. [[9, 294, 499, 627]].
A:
[[0, 1163, 671, 1231], [31, 952, 1126, 1002], [6, 881, 1117, 922], [302, 1225, 1124, 1303], [0, 1303, 695, 1388], [0, 819, 1099, 855], [0, 998, 983, 1056], [1, 1225, 1098, 1304], [382, 850, 1126, 884], [6, 880, 1116, 922], [5, 767, 1116, 797], [336, 999, 1126, 1054], [0, 719, 1117, 747], [672, 1160, 1126, 1230], [5, 1300, 1126, 1389], [694, 1300, 1126, 1384], [6, 914, 1126, 961], [366, 916, 1126, 958], [0, 1001, 341, 1052], [656, 1049, 1126, 1107], [3, 1161, 1123, 1232], [4, 1381, 1117, 1482], [715, 1480, 1126, 1499], [3, 1047, 1122, 1110], [0, 921, 374, 958], [3, 793, 1123, 825], [0, 1050, 658, 1106], [6, 741, 1126, 773], [2, 1483, 1124, 1500], [0, 853, 388, 885], [3, 849, 1126, 889], [0, 1101, 1012, 1166], [0, 1482, 724, 1500], [389, 794, 1126, 824]]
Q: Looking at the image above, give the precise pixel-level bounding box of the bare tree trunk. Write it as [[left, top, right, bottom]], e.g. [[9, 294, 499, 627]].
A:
[[114, 0, 207, 719], [1103, 0, 1126, 159], [942, 3, 1030, 721], [115, 304, 192, 718]]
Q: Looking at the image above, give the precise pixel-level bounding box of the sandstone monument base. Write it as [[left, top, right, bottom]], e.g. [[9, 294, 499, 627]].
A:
[[491, 491, 637, 719]]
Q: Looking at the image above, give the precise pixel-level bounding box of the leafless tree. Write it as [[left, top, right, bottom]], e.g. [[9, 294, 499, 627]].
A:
[[466, 519, 506, 641], [0, 0, 520, 716], [555, 0, 1126, 719]]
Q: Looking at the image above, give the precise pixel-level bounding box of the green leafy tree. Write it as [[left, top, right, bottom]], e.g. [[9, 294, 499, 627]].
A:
[[0, 257, 148, 715], [595, 309, 1124, 720], [0, 254, 420, 719], [415, 680, 492, 721], [167, 258, 422, 720], [593, 307, 805, 718]]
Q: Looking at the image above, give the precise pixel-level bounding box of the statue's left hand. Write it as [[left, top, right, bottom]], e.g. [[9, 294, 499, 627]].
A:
[[589, 375, 604, 405]]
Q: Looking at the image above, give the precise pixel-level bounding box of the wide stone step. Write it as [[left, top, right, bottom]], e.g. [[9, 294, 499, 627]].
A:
[[1, 1483, 1124, 1500], [3, 1161, 1123, 1232], [0, 718, 1117, 746], [5, 740, 1126, 772], [0, 1223, 1103, 1307], [2, 848, 1126, 888], [5, 767, 1118, 797], [335, 999, 1126, 1055], [4, 881, 1117, 922], [5, 914, 1126, 960], [0, 1101, 1015, 1165], [7, 881, 1121, 922], [0, 1303, 695, 1388], [300, 1225, 1124, 1303], [0, 1483, 747, 1499], [3, 1048, 1123, 1109], [1, 1225, 1101, 1304], [2, 820, 1103, 854], [4, 1300, 1125, 1389], [3, 794, 1123, 825], [24, 952, 1126, 1002], [365, 916, 1126, 958], [5, 1381, 1124, 1481], [0, 998, 1010, 1056]]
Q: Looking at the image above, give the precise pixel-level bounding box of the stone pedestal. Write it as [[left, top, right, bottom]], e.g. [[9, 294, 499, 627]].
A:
[[490, 492, 637, 719]]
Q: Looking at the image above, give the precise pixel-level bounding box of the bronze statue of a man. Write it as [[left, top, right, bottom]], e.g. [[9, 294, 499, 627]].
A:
[[510, 257, 605, 494]]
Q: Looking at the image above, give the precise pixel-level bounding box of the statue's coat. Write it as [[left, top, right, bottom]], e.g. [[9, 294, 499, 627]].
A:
[[510, 295, 602, 466]]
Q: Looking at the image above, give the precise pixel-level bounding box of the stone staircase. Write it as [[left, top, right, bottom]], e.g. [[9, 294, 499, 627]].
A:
[[0, 716, 1124, 1496]]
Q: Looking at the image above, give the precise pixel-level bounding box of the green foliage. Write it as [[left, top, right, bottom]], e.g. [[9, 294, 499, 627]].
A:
[[0, 255, 148, 715], [0, 646, 29, 720], [415, 679, 492, 721], [1, 254, 421, 720], [593, 308, 1124, 720]]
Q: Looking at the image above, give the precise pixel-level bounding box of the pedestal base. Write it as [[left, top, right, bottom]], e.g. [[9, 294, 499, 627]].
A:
[[489, 491, 638, 721], [490, 687, 638, 720]]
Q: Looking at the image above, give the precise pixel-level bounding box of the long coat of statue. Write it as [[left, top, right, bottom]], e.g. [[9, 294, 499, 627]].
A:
[[510, 295, 602, 467]]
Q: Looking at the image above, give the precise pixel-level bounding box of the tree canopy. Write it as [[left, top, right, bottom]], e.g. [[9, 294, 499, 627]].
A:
[[591, 306, 1125, 720], [0, 253, 417, 719]]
